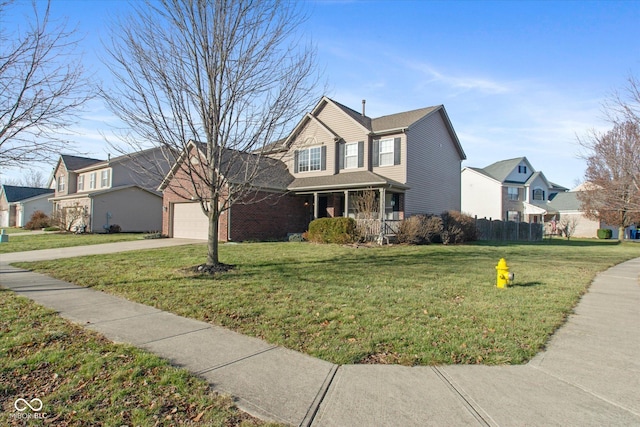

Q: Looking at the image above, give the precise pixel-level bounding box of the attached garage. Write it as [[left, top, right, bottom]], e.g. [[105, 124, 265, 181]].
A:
[[172, 202, 209, 239]]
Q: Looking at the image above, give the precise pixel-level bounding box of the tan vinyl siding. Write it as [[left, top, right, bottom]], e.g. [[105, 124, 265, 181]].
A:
[[372, 134, 406, 183], [285, 118, 335, 178], [405, 111, 463, 215], [316, 102, 368, 144]]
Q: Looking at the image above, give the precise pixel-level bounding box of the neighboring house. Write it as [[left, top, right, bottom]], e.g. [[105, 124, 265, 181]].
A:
[[0, 185, 54, 227], [49, 148, 172, 232], [461, 157, 567, 224], [544, 190, 602, 238], [161, 96, 466, 241]]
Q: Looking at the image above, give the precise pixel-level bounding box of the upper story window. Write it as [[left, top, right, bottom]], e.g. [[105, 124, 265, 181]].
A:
[[532, 188, 545, 201], [77, 175, 84, 191], [372, 137, 401, 167], [101, 170, 111, 187], [518, 165, 527, 174], [295, 146, 326, 173], [345, 143, 358, 169], [339, 141, 364, 170], [507, 186, 519, 201], [57, 175, 65, 192], [89, 172, 96, 189]]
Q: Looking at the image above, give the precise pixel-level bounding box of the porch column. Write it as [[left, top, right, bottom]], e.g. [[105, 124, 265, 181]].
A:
[[379, 187, 386, 241], [313, 192, 319, 219], [343, 190, 349, 217]]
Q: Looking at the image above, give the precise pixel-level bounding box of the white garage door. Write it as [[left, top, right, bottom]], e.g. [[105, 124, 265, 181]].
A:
[[172, 202, 209, 239]]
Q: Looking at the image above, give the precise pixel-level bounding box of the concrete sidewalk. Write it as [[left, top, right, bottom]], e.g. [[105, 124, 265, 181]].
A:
[[1, 242, 639, 426]]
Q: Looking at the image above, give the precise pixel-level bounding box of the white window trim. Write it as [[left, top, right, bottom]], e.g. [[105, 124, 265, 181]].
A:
[[89, 172, 96, 189], [77, 175, 84, 191], [57, 176, 65, 192], [298, 146, 322, 173], [378, 138, 394, 167], [100, 170, 110, 187], [344, 142, 358, 169]]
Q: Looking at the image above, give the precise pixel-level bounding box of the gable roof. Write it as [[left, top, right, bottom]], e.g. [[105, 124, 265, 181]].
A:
[[371, 106, 441, 133], [61, 154, 103, 171], [328, 98, 372, 130], [481, 157, 530, 182], [159, 140, 294, 192], [547, 191, 582, 211], [1, 185, 53, 203]]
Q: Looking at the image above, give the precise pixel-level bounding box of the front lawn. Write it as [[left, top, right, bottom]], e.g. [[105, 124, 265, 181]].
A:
[[0, 232, 145, 254], [0, 290, 274, 426], [16, 239, 639, 366]]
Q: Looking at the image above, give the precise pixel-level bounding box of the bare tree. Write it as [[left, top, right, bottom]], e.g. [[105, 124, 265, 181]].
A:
[[1, 168, 47, 187], [0, 0, 93, 168], [578, 120, 640, 239], [557, 215, 579, 240], [604, 74, 640, 125], [103, 0, 318, 266]]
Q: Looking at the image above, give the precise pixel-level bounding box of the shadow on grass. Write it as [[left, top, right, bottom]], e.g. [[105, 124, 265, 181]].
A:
[[513, 281, 543, 287], [472, 239, 621, 247]]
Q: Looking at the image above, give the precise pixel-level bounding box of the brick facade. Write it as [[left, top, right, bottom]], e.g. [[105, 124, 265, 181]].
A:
[[162, 159, 311, 241]]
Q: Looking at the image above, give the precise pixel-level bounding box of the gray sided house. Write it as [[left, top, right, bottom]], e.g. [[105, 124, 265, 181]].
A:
[[0, 185, 54, 227], [161, 96, 466, 241], [49, 149, 172, 232]]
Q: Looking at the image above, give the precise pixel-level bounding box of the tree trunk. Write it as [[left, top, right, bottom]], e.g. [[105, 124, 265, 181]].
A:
[[618, 226, 625, 241], [207, 192, 220, 266]]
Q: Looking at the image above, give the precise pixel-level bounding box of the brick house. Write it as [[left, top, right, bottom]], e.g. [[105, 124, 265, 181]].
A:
[[160, 96, 466, 241]]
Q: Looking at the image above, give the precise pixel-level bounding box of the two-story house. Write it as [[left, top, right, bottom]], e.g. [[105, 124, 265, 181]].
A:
[[160, 96, 466, 241], [461, 157, 568, 223], [49, 148, 171, 232]]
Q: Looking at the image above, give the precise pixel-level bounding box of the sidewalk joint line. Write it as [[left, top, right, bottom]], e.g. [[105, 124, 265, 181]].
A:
[[195, 345, 279, 375], [137, 326, 213, 345], [528, 364, 640, 418], [431, 367, 493, 426], [300, 364, 340, 427]]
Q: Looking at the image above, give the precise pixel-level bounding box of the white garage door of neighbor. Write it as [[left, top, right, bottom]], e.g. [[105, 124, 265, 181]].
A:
[[172, 202, 209, 239]]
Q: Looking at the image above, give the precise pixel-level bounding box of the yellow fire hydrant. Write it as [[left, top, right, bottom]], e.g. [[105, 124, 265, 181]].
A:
[[495, 258, 514, 288]]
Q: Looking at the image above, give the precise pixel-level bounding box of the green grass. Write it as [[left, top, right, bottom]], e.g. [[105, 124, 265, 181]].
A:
[[15, 239, 639, 366], [0, 290, 276, 426], [1, 227, 32, 234], [0, 232, 145, 254]]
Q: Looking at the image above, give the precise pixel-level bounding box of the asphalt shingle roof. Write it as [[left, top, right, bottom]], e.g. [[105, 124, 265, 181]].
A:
[[481, 157, 527, 182], [288, 171, 407, 191], [1, 185, 53, 203], [547, 191, 582, 211], [371, 106, 440, 133], [61, 154, 102, 171]]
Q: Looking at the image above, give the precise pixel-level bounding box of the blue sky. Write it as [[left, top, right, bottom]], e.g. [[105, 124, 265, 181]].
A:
[[3, 0, 640, 188]]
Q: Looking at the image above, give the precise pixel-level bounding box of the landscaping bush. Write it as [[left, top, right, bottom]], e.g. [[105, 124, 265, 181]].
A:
[[397, 214, 443, 245], [24, 210, 51, 230], [597, 228, 612, 239], [108, 224, 121, 233], [440, 211, 478, 245], [307, 217, 358, 244]]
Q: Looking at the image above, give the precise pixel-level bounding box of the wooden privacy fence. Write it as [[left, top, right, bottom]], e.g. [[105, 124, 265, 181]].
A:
[[475, 217, 543, 242]]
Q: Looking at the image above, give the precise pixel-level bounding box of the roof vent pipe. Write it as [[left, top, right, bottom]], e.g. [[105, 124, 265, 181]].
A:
[[362, 99, 366, 116]]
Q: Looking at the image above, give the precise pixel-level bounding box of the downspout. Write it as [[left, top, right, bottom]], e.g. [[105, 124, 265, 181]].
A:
[[227, 206, 232, 242]]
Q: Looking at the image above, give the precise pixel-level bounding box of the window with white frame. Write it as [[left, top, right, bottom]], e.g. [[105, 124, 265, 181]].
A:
[[297, 146, 322, 172], [101, 170, 110, 187], [507, 186, 519, 201], [344, 142, 358, 169], [57, 176, 65, 192], [379, 138, 394, 166], [77, 175, 84, 191], [533, 188, 545, 201], [518, 165, 527, 174], [507, 211, 520, 222], [89, 172, 96, 189]]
